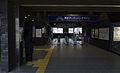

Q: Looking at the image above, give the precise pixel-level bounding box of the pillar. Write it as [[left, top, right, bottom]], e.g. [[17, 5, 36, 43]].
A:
[[0, 0, 19, 72]]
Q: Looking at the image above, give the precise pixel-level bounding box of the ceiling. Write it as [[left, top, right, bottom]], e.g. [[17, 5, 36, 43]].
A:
[[11, 0, 120, 12], [18, 0, 120, 5], [17, 0, 120, 23]]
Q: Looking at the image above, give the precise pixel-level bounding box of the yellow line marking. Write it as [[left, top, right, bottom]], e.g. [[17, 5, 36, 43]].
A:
[[34, 49, 50, 51], [28, 45, 55, 73]]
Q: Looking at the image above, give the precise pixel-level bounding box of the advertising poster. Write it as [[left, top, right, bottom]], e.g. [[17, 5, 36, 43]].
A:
[[95, 29, 99, 38], [36, 29, 42, 37], [99, 28, 109, 40], [114, 27, 120, 41], [91, 29, 94, 38]]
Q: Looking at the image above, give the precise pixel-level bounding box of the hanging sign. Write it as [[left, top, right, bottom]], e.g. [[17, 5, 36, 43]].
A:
[[48, 15, 97, 22]]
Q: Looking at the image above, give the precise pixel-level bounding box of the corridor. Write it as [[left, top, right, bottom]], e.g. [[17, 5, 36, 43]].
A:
[[45, 43, 120, 73]]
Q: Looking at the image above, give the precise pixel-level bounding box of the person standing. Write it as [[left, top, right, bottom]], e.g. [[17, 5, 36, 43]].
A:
[[23, 20, 33, 62], [58, 35, 60, 44]]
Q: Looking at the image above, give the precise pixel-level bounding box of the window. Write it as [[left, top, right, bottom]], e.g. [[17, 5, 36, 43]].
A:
[[69, 28, 74, 33]]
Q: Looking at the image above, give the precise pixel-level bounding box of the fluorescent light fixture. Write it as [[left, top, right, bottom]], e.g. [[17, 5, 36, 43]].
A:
[[66, 14, 79, 16], [20, 4, 120, 7]]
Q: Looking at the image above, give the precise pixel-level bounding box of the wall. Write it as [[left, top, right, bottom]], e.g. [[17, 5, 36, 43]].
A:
[[0, 0, 9, 72], [33, 22, 48, 46], [86, 13, 111, 50], [111, 22, 120, 54]]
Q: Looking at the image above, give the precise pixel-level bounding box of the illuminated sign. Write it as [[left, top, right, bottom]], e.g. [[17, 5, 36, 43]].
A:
[[48, 15, 97, 22], [64, 16, 90, 21], [36, 29, 42, 37], [114, 27, 120, 41]]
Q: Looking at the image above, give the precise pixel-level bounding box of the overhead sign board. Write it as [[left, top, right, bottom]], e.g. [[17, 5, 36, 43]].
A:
[[48, 15, 97, 22]]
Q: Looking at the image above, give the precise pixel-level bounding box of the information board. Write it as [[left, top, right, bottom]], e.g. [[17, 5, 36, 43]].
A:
[[114, 27, 120, 41], [99, 28, 109, 40]]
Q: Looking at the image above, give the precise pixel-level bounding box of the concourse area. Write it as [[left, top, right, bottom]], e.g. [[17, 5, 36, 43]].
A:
[[46, 43, 120, 73], [8, 43, 120, 73], [1, 0, 120, 73]]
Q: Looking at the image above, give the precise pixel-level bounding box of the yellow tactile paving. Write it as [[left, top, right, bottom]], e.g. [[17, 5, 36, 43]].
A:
[[29, 45, 54, 73]]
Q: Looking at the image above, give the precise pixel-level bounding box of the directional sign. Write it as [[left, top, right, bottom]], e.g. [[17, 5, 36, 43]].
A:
[[48, 15, 97, 22]]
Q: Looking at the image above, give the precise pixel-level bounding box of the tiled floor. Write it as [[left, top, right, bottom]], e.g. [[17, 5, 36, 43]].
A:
[[2, 39, 120, 73], [9, 45, 53, 73], [9, 66, 37, 73], [45, 42, 120, 73]]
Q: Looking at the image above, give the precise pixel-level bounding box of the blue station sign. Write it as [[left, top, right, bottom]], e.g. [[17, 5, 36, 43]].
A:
[[48, 15, 97, 22]]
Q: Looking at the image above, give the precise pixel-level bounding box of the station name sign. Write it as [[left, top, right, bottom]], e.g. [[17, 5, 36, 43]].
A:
[[48, 15, 97, 22]]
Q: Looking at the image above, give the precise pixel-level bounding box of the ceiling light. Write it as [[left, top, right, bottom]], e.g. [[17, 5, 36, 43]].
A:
[[32, 20, 34, 22], [25, 16, 27, 19], [28, 14, 31, 16], [66, 14, 79, 16], [54, 23, 56, 25]]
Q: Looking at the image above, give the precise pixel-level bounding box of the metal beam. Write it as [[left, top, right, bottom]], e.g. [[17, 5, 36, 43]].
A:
[[20, 4, 120, 7]]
